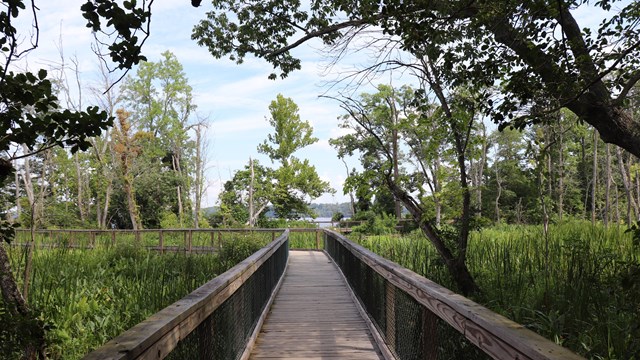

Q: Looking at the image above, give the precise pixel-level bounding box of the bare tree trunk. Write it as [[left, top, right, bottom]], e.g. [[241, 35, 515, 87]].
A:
[[616, 147, 638, 225], [193, 125, 204, 228], [591, 129, 598, 225], [249, 157, 255, 227], [433, 156, 442, 226], [341, 158, 356, 216], [75, 152, 86, 223], [604, 144, 611, 227], [172, 154, 184, 228], [477, 122, 488, 218], [557, 123, 564, 220], [14, 167, 20, 222], [495, 166, 502, 224]]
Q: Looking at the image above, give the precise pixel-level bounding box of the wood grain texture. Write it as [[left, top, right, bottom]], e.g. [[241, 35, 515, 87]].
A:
[[249, 250, 384, 360]]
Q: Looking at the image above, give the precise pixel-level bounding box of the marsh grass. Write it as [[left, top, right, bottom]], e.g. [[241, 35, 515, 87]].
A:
[[356, 221, 640, 359], [3, 233, 267, 360]]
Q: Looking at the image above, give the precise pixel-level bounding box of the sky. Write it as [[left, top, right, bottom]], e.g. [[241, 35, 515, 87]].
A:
[[11, 1, 615, 208]]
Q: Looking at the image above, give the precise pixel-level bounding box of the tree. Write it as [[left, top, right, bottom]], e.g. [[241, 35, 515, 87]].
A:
[[218, 159, 274, 226], [331, 82, 482, 295], [192, 1, 640, 158], [1, 1, 158, 356], [122, 51, 197, 227], [257, 94, 333, 219]]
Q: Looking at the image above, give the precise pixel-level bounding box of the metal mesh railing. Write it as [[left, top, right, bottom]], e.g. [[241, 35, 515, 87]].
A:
[[84, 230, 289, 360], [167, 239, 288, 359], [324, 230, 583, 360]]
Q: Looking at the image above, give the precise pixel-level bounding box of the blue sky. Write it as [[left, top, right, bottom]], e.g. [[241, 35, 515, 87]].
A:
[[13, 1, 614, 207]]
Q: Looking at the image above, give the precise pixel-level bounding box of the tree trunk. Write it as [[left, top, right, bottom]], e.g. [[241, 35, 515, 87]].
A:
[[341, 158, 356, 216], [193, 125, 204, 228], [172, 154, 184, 227], [591, 129, 598, 224], [0, 243, 46, 359], [14, 167, 20, 223], [617, 147, 638, 225], [495, 166, 502, 223], [477, 122, 488, 218], [75, 153, 86, 223], [557, 121, 564, 220], [386, 178, 479, 296], [249, 157, 255, 227], [604, 143, 611, 227], [433, 156, 442, 226]]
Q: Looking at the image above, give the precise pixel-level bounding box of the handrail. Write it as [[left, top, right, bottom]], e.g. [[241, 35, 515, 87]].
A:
[[83, 229, 289, 359], [323, 229, 584, 360]]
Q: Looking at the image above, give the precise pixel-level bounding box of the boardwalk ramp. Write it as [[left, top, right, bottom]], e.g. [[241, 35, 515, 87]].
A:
[[249, 250, 384, 359]]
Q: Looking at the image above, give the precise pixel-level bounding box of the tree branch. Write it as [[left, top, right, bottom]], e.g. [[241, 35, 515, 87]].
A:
[[269, 17, 380, 57]]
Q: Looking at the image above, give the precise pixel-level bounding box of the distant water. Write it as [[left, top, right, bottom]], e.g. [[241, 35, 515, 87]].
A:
[[303, 217, 337, 228]]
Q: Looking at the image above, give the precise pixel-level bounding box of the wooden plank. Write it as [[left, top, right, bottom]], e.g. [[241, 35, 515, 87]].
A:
[[249, 251, 384, 360]]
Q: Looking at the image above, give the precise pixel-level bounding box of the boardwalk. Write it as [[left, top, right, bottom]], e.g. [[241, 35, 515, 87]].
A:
[[250, 250, 385, 359]]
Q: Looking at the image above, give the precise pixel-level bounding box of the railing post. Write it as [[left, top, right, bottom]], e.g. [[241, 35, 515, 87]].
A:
[[188, 229, 193, 254], [218, 231, 222, 250], [90, 231, 96, 248], [159, 230, 164, 254], [210, 231, 215, 251], [315, 229, 320, 249]]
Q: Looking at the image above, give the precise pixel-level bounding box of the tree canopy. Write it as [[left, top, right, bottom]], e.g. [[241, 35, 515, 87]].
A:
[[192, 0, 640, 157]]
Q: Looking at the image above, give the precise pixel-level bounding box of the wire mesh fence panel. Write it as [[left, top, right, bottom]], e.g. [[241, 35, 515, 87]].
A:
[[164, 238, 288, 360], [326, 231, 522, 360]]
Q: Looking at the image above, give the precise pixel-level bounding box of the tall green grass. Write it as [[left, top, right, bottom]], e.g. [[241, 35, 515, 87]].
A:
[[356, 221, 640, 359], [3, 234, 268, 359]]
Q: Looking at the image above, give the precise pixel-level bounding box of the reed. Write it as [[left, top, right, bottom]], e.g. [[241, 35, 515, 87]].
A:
[[355, 220, 640, 359], [2, 233, 267, 360]]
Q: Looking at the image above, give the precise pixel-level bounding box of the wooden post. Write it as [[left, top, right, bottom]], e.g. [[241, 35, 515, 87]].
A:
[[422, 308, 438, 360], [315, 229, 320, 249], [218, 232, 222, 250], [159, 230, 164, 254], [111, 230, 116, 247], [69, 231, 75, 249], [90, 231, 96, 248], [386, 284, 396, 351], [272, 231, 275, 242], [135, 230, 141, 244], [188, 230, 193, 254], [210, 231, 215, 251]]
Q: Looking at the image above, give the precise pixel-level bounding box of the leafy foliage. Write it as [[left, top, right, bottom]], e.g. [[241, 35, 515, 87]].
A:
[[193, 0, 640, 157]]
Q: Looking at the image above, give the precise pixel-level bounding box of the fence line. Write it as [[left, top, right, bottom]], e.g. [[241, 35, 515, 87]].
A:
[[12, 228, 309, 253]]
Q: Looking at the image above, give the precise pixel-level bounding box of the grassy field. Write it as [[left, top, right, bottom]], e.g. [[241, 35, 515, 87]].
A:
[[2, 232, 270, 360], [354, 220, 640, 359]]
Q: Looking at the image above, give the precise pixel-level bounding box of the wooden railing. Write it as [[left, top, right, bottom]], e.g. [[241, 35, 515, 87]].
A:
[[12, 228, 321, 252], [323, 229, 584, 360], [83, 230, 290, 360]]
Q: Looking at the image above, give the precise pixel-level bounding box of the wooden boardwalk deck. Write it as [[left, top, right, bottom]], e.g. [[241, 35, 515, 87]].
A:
[[249, 250, 385, 360]]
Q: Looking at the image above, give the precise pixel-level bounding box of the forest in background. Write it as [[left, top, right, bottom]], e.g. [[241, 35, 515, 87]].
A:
[[3, 1, 640, 358]]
